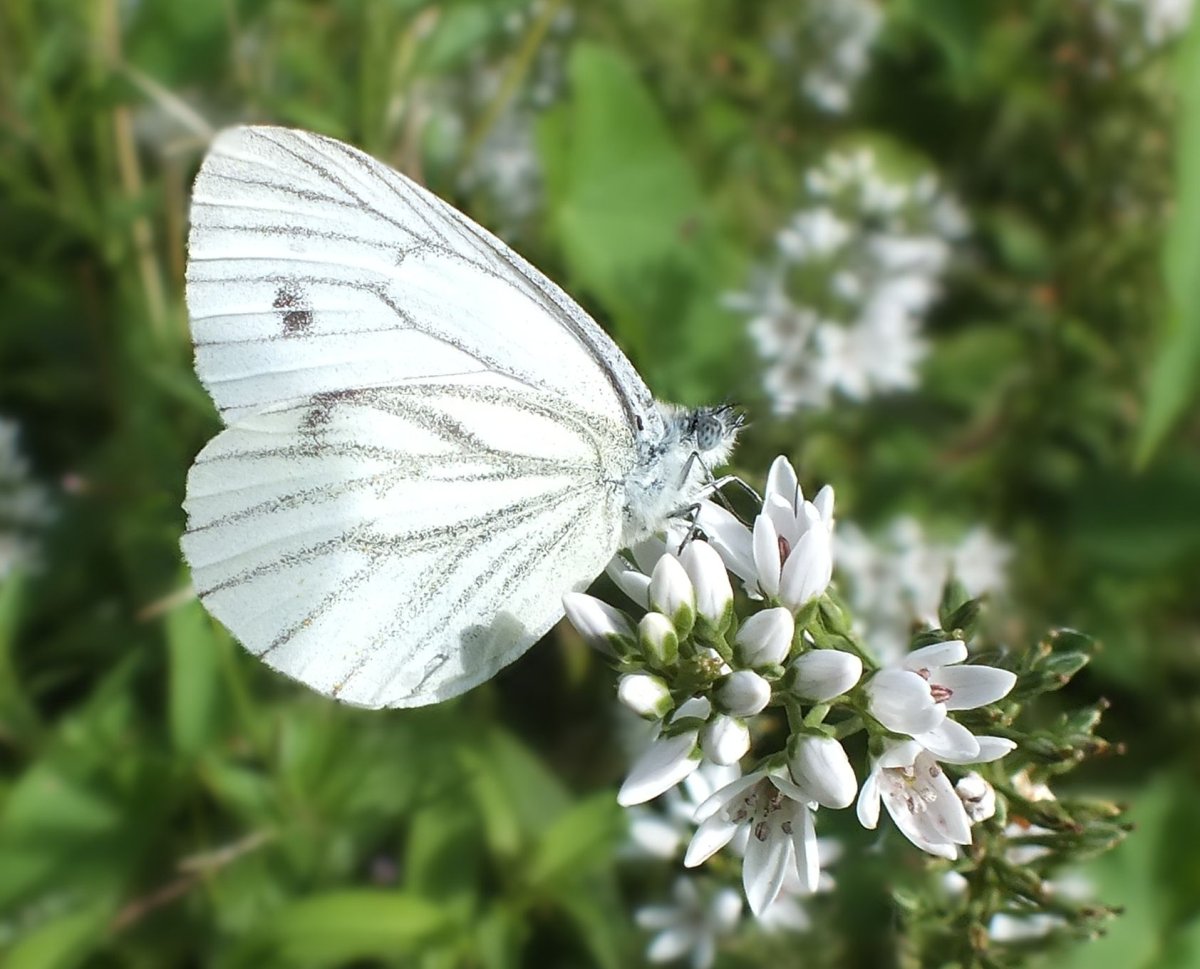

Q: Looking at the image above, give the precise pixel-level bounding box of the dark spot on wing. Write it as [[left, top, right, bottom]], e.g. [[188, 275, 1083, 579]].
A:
[[302, 389, 357, 430], [273, 283, 313, 335]]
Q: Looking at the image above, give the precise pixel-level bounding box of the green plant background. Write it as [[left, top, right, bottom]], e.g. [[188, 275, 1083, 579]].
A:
[[1, 1, 1199, 966]]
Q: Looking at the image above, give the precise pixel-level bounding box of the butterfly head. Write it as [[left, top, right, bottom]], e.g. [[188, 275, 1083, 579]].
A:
[[683, 403, 744, 468]]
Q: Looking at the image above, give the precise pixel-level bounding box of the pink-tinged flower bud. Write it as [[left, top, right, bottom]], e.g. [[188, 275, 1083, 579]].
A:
[[679, 540, 733, 632], [562, 593, 635, 655], [700, 715, 750, 766], [715, 670, 771, 717], [648, 554, 696, 636], [734, 607, 794, 668], [788, 734, 858, 809], [617, 672, 674, 720]]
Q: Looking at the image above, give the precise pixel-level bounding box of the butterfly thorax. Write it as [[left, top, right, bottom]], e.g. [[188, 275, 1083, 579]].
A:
[[619, 402, 742, 546]]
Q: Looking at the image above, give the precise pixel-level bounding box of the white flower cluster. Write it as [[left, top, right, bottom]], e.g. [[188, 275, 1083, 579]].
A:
[[727, 149, 968, 413], [836, 517, 1012, 665], [423, 0, 573, 235], [1105, 0, 1194, 48], [564, 457, 1018, 925], [0, 418, 51, 581], [767, 0, 884, 114]]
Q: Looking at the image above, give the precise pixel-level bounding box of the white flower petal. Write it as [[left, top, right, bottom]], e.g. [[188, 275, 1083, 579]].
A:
[[695, 502, 756, 583], [674, 696, 713, 722], [752, 514, 782, 598], [627, 812, 683, 859], [709, 888, 744, 932], [694, 772, 762, 823], [689, 934, 716, 969], [607, 561, 651, 610], [619, 732, 702, 806], [904, 639, 968, 671], [914, 718, 980, 762], [646, 927, 696, 963], [635, 904, 683, 931], [865, 669, 944, 734], [792, 802, 820, 893], [973, 736, 1018, 762], [936, 665, 1017, 710], [766, 493, 801, 548], [765, 455, 800, 510], [812, 485, 835, 528], [877, 739, 923, 769], [684, 813, 740, 867], [778, 527, 833, 610], [791, 649, 863, 702], [743, 823, 793, 916], [856, 768, 882, 829]]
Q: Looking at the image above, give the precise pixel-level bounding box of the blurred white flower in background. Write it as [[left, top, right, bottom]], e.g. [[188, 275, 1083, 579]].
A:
[[768, 0, 884, 113], [1113, 0, 1194, 47], [627, 761, 744, 860], [420, 0, 574, 237], [727, 149, 968, 413], [636, 877, 743, 969], [0, 418, 51, 581], [835, 517, 1012, 664]]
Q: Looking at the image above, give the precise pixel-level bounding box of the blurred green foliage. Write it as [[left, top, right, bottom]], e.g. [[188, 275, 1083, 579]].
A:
[[1, 0, 1198, 966]]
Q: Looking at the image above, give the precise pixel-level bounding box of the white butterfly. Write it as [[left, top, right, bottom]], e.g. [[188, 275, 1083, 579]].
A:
[[182, 126, 740, 708]]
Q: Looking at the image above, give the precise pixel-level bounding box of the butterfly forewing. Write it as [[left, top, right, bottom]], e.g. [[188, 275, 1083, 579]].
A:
[[186, 126, 656, 430], [182, 126, 651, 706]]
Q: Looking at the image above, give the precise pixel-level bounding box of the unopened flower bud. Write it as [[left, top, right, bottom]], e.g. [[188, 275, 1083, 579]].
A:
[[618, 673, 674, 720], [648, 555, 696, 636], [956, 771, 997, 822], [788, 734, 858, 809], [715, 670, 771, 717], [639, 612, 679, 668], [700, 715, 750, 766], [734, 607, 794, 668], [562, 593, 635, 655], [680, 540, 733, 632], [791, 649, 863, 702]]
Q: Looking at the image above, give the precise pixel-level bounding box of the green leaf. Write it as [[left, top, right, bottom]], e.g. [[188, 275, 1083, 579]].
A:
[[405, 800, 482, 908], [1137, 15, 1200, 465], [0, 573, 41, 744], [527, 793, 625, 887], [897, 0, 989, 87], [556, 885, 631, 969], [1038, 773, 1195, 969], [2, 904, 111, 969], [165, 595, 223, 756], [549, 43, 704, 311], [458, 727, 569, 859], [244, 890, 454, 967]]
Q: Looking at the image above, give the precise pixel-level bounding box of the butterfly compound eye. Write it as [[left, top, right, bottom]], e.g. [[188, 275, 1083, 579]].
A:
[[694, 412, 724, 451]]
